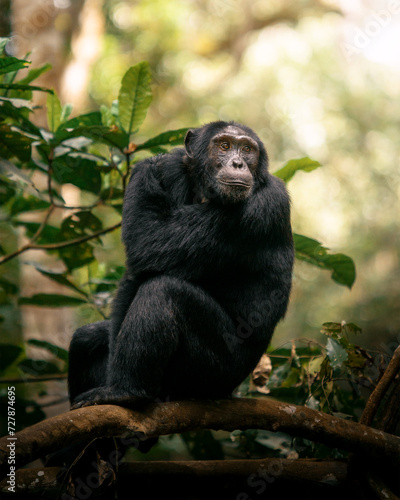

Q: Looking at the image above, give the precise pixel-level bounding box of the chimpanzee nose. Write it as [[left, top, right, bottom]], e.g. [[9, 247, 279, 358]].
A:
[[232, 158, 243, 168]]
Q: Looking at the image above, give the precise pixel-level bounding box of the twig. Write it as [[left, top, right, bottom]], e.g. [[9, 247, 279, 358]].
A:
[[0, 374, 67, 384], [360, 345, 400, 426], [30, 204, 55, 243], [0, 222, 121, 266], [47, 148, 54, 205]]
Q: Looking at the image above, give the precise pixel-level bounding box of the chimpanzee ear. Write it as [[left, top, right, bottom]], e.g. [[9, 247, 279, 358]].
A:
[[184, 129, 196, 158]]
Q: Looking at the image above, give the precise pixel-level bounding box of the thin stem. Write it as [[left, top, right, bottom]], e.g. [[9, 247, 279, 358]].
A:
[[0, 222, 121, 266], [0, 374, 67, 384]]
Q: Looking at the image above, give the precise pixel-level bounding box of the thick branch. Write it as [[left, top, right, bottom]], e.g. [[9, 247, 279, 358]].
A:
[[0, 459, 348, 497], [1, 398, 399, 479], [360, 345, 400, 426]]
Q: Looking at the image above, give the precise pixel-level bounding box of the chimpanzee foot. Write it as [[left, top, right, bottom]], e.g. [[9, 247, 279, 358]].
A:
[[70, 387, 150, 410]]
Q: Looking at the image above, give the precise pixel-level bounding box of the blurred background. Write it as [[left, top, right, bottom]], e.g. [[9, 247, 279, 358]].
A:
[[1, 0, 399, 355]]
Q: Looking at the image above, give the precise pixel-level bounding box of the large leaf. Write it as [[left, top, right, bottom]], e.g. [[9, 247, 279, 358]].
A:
[[0, 57, 30, 75], [0, 159, 37, 186], [274, 157, 322, 183], [0, 344, 23, 372], [18, 359, 64, 375], [56, 119, 129, 151], [16, 63, 52, 85], [16, 221, 61, 244], [61, 211, 103, 238], [59, 242, 96, 271], [52, 155, 102, 194], [0, 100, 41, 136], [294, 233, 356, 288], [118, 62, 152, 135], [27, 339, 68, 363], [136, 128, 190, 151], [0, 38, 9, 54], [9, 195, 50, 215], [18, 293, 86, 307], [46, 91, 62, 132], [0, 126, 34, 162], [0, 83, 53, 94], [28, 262, 87, 297], [326, 338, 348, 369]]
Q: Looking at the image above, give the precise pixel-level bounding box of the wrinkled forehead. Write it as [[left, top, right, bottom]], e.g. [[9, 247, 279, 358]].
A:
[[212, 126, 259, 148]]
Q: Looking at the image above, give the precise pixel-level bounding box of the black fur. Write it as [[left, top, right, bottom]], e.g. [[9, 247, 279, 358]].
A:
[[68, 121, 294, 408]]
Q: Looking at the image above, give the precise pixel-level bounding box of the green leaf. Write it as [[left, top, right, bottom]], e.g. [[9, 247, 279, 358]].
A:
[[320, 322, 342, 337], [326, 338, 348, 369], [55, 111, 129, 150], [0, 344, 23, 372], [61, 211, 103, 238], [16, 221, 61, 244], [18, 294, 86, 307], [0, 126, 34, 162], [28, 262, 87, 297], [100, 104, 115, 127], [294, 233, 356, 288], [60, 103, 73, 123], [59, 242, 96, 271], [18, 358, 63, 375], [52, 155, 102, 194], [267, 362, 292, 389], [17, 63, 52, 85], [58, 111, 102, 130], [0, 38, 9, 54], [346, 349, 367, 369], [0, 57, 30, 75], [27, 339, 68, 363], [344, 323, 362, 335], [46, 91, 62, 132], [0, 178, 16, 203], [274, 157, 322, 183], [0, 100, 41, 136], [136, 128, 190, 151], [10, 196, 50, 215], [0, 161, 37, 190], [0, 83, 54, 94], [118, 62, 152, 135]]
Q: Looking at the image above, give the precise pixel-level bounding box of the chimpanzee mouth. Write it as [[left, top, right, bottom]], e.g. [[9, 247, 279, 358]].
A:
[[218, 180, 251, 188]]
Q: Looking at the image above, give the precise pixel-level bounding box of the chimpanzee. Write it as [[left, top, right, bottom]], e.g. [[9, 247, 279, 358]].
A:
[[69, 121, 294, 409]]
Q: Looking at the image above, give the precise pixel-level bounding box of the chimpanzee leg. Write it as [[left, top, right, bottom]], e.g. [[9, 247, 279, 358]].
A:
[[71, 276, 237, 408], [68, 320, 109, 403]]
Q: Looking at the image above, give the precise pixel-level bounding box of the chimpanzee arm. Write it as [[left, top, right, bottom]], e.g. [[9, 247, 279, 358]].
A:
[[121, 159, 235, 279]]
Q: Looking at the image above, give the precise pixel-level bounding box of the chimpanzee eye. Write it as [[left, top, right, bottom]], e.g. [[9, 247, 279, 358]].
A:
[[242, 145, 251, 153], [220, 142, 230, 150]]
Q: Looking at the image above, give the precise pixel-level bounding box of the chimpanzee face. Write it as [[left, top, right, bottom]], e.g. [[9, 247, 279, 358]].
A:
[[185, 123, 263, 204], [208, 125, 260, 203]]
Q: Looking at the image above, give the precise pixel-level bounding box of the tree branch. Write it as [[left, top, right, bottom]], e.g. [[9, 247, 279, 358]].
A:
[[0, 459, 349, 498], [1, 398, 399, 479], [360, 345, 400, 426], [0, 222, 121, 266]]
